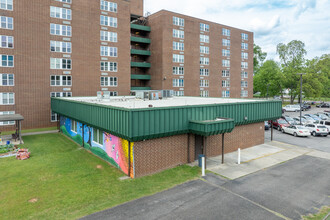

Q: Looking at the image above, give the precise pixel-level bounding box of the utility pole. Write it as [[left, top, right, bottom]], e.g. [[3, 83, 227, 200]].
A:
[[296, 73, 306, 125]]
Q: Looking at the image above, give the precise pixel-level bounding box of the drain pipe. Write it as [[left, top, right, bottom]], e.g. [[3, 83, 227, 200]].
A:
[[238, 148, 241, 165]]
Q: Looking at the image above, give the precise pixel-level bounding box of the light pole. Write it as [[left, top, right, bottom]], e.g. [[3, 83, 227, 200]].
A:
[[266, 84, 270, 99], [296, 73, 306, 125]]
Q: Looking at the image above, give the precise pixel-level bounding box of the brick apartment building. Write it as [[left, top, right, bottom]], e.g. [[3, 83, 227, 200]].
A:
[[0, 0, 253, 130]]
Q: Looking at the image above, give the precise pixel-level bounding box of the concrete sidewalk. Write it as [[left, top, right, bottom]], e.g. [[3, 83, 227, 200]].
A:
[[196, 141, 330, 180]]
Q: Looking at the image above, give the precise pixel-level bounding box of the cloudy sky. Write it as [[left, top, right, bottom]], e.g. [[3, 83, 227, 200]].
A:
[[144, 0, 330, 61]]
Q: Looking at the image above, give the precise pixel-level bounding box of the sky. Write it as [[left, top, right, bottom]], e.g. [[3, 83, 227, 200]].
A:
[[144, 0, 330, 61]]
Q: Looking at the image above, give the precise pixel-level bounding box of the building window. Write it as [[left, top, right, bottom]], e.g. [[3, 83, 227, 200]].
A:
[[173, 79, 184, 87], [200, 69, 209, 76], [101, 77, 117, 87], [0, 73, 14, 86], [200, 46, 209, 54], [241, 81, 248, 87], [200, 23, 209, 32], [222, 39, 230, 47], [0, 35, 13, 48], [0, 92, 14, 105], [241, 62, 248, 69], [241, 90, 248, 97], [222, 49, 230, 57], [241, 71, 248, 78], [71, 120, 77, 133], [50, 6, 72, 20], [100, 0, 117, 13], [0, 111, 15, 125], [93, 128, 103, 145], [50, 58, 72, 70], [222, 91, 230, 98], [200, 91, 209, 97], [200, 80, 209, 87], [0, 16, 13, 30], [241, 42, 248, 50], [222, 28, 230, 36], [50, 92, 72, 97], [173, 16, 184, 27], [200, 57, 209, 65], [174, 91, 184, 96], [0, 55, 14, 67], [173, 54, 184, 63], [222, 80, 230, 88], [0, 0, 13, 10], [100, 46, 118, 57], [222, 60, 230, 67], [55, 0, 71, 3], [200, 34, 209, 43], [173, 41, 184, 51], [100, 61, 117, 72], [222, 70, 230, 77], [100, 15, 117, 28], [173, 29, 184, 39], [50, 75, 72, 86], [241, 33, 248, 40], [109, 91, 118, 96], [51, 112, 58, 122], [173, 67, 184, 75], [241, 52, 248, 59], [100, 31, 117, 42], [50, 41, 71, 53], [50, 23, 72, 36]]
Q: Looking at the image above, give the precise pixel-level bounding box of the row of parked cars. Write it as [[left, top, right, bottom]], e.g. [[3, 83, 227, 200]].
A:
[[265, 111, 330, 137], [282, 102, 329, 112]]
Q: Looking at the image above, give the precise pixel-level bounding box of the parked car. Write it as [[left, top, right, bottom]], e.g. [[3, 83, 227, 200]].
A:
[[264, 121, 270, 130], [293, 117, 308, 125], [315, 113, 329, 120], [271, 119, 290, 131], [316, 103, 330, 108], [305, 101, 316, 105], [300, 116, 316, 123], [304, 124, 328, 137], [281, 116, 296, 125], [282, 105, 301, 112], [282, 125, 310, 137], [323, 112, 330, 117], [313, 120, 330, 134], [302, 104, 311, 111], [304, 114, 322, 121]]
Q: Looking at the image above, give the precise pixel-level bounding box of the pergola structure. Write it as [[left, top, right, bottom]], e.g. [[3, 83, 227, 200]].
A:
[[0, 114, 24, 144]]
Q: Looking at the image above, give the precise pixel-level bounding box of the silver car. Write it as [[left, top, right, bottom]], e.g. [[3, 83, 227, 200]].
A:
[[304, 124, 328, 137], [282, 125, 310, 137]]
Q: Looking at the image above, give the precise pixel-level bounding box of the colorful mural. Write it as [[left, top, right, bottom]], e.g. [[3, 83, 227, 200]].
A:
[[60, 116, 134, 178]]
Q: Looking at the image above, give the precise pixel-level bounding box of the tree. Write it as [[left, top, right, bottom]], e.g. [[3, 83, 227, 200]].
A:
[[253, 60, 283, 97], [253, 44, 267, 73], [276, 40, 307, 104]]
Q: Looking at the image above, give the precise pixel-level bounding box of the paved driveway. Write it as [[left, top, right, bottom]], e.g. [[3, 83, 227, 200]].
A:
[[81, 155, 330, 220]]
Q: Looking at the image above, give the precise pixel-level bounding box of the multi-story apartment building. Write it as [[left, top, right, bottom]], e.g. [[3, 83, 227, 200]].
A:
[[147, 10, 253, 98], [0, 0, 253, 130]]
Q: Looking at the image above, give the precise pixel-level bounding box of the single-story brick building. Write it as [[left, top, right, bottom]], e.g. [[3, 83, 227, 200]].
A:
[[51, 96, 281, 178]]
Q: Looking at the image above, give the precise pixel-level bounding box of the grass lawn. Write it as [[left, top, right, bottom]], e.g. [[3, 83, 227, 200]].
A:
[[0, 133, 200, 219], [303, 206, 330, 220]]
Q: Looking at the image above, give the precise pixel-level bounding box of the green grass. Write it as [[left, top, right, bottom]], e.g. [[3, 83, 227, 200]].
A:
[[0, 133, 200, 219], [1, 127, 58, 135], [303, 206, 330, 220]]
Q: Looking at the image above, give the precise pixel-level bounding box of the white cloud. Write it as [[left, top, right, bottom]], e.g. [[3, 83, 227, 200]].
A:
[[144, 0, 330, 60]]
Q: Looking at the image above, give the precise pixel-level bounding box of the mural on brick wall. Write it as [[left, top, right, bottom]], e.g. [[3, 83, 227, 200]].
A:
[[60, 116, 134, 177]]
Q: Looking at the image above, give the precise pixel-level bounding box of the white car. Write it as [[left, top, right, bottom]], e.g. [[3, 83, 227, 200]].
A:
[[282, 125, 310, 137], [293, 117, 308, 125], [313, 120, 330, 134], [282, 105, 301, 112], [304, 124, 329, 137]]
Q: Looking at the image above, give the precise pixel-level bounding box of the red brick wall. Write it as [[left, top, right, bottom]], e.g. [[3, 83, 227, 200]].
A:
[[133, 122, 264, 177]]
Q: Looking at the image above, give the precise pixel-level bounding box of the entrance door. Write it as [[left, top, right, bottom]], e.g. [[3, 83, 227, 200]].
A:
[[195, 135, 203, 160]]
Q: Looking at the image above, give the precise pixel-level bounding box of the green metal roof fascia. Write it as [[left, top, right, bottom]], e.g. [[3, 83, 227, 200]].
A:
[[130, 23, 151, 32], [189, 118, 235, 136]]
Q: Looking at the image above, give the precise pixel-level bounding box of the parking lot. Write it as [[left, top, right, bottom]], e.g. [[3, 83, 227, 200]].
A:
[[265, 106, 330, 153]]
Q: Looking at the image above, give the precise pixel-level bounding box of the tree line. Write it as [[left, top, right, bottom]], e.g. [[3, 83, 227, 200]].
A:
[[253, 40, 330, 103]]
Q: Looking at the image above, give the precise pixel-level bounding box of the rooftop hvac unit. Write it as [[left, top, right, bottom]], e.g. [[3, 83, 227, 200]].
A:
[[162, 90, 174, 98], [103, 91, 111, 101], [97, 91, 103, 101], [149, 91, 162, 100]]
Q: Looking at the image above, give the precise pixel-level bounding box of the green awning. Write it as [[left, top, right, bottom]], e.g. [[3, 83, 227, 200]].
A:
[[189, 118, 235, 136]]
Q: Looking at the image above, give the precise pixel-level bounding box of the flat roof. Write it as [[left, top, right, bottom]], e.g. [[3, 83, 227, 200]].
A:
[[0, 114, 24, 122], [59, 96, 265, 109]]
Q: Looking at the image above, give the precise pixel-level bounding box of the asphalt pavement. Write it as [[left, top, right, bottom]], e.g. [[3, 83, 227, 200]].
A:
[[81, 155, 330, 220]]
